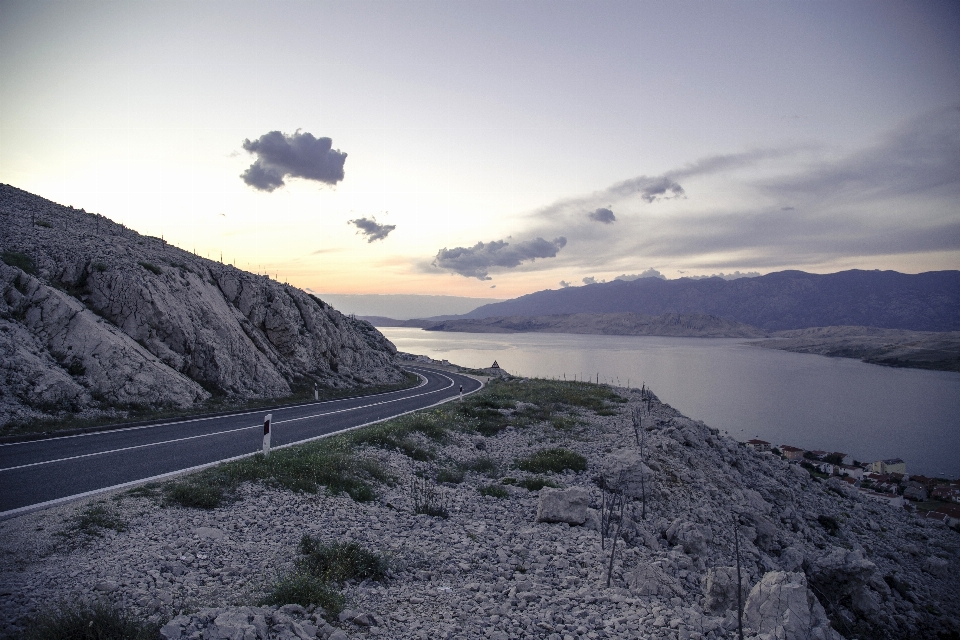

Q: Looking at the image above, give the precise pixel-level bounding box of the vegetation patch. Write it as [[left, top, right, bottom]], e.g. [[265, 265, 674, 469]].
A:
[[298, 537, 389, 583], [410, 475, 449, 518], [12, 600, 159, 640], [261, 572, 345, 614], [478, 484, 510, 499], [516, 447, 588, 474], [1, 250, 36, 274], [59, 503, 127, 540], [462, 455, 499, 477], [436, 467, 465, 484], [137, 261, 162, 275]]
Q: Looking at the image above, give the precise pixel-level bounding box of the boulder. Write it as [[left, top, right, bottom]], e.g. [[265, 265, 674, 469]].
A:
[[536, 487, 590, 525], [701, 566, 750, 614], [743, 571, 841, 640], [600, 449, 655, 499], [665, 518, 709, 556], [628, 563, 681, 597], [923, 556, 949, 578]]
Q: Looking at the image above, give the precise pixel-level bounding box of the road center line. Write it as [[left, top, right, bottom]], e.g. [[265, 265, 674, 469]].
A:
[[0, 370, 457, 472]]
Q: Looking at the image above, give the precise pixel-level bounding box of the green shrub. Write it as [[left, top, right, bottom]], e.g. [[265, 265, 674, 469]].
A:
[[16, 600, 158, 640], [261, 572, 344, 614], [500, 477, 517, 485], [35, 219, 53, 228], [516, 448, 587, 474], [463, 456, 499, 477], [1, 250, 36, 274], [59, 503, 127, 539], [410, 475, 449, 518], [479, 484, 509, 499], [436, 467, 465, 484], [164, 481, 225, 510], [298, 537, 388, 583], [91, 262, 108, 273], [517, 476, 560, 491], [137, 261, 162, 275], [549, 416, 580, 431]]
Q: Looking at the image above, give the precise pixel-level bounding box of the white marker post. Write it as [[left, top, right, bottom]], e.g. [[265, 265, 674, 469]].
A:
[[314, 383, 318, 401], [262, 414, 272, 457], [459, 384, 463, 402]]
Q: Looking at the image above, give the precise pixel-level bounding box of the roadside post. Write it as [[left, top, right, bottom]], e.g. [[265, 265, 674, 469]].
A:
[[314, 383, 318, 401], [263, 414, 272, 456], [459, 384, 463, 402]]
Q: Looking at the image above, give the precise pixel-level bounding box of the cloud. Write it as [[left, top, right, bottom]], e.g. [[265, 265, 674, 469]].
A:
[[433, 236, 567, 280], [349, 217, 396, 243], [684, 271, 762, 280], [240, 130, 347, 191], [559, 280, 571, 288], [582, 276, 597, 285], [614, 268, 666, 281], [588, 207, 616, 224]]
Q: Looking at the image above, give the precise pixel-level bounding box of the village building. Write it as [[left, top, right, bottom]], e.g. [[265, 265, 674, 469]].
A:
[[835, 464, 864, 480], [870, 458, 907, 475], [859, 489, 904, 508], [927, 503, 960, 527], [746, 439, 771, 452], [903, 481, 929, 502], [932, 485, 960, 503], [780, 445, 805, 460]]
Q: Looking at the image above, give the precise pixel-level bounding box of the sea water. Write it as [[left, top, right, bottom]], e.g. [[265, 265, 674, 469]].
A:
[[381, 327, 960, 478]]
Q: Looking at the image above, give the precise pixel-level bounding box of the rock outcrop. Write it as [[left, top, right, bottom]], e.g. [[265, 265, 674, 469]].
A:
[[0, 184, 405, 430]]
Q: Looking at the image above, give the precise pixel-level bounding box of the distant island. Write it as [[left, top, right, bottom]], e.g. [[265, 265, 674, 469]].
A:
[[368, 314, 960, 372], [753, 326, 960, 373], [366, 312, 766, 338]]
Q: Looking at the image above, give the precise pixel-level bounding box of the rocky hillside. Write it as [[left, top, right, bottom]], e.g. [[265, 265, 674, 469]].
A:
[[754, 326, 960, 372], [459, 270, 960, 332], [417, 313, 767, 338], [1, 377, 956, 640], [0, 184, 405, 430]]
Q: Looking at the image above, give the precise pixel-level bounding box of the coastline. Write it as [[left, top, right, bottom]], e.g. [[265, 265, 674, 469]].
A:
[[2, 376, 957, 639]]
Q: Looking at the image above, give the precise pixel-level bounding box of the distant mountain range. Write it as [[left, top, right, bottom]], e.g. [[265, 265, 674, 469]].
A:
[[381, 312, 768, 338], [458, 270, 960, 332]]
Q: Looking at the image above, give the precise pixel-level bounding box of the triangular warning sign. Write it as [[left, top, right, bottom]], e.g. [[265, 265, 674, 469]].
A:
[[490, 360, 500, 369]]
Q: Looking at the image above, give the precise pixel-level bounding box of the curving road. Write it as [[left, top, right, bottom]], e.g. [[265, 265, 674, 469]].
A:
[[0, 366, 482, 517]]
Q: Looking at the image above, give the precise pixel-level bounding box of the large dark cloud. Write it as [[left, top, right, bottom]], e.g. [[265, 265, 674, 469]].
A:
[[433, 236, 567, 280], [240, 131, 347, 191], [588, 207, 616, 223], [349, 217, 395, 243]]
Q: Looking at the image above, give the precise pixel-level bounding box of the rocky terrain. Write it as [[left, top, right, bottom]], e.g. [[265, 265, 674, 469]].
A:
[[0, 184, 405, 432], [1, 375, 957, 639], [753, 326, 960, 373], [369, 313, 766, 339]]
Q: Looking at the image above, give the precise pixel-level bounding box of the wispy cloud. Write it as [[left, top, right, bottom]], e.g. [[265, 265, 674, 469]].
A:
[[441, 105, 960, 277], [433, 236, 567, 280], [240, 130, 347, 191], [614, 269, 665, 281], [349, 217, 396, 243]]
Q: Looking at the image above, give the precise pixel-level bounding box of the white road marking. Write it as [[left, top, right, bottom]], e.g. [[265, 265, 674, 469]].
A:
[[0, 368, 483, 520], [0, 368, 461, 472]]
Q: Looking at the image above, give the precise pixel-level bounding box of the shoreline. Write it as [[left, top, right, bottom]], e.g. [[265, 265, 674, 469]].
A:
[[2, 377, 957, 639]]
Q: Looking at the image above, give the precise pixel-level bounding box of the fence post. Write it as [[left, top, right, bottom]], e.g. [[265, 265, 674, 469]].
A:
[[263, 414, 272, 456]]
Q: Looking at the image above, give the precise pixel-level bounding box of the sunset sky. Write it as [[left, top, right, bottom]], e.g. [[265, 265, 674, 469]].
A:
[[1, 0, 958, 299]]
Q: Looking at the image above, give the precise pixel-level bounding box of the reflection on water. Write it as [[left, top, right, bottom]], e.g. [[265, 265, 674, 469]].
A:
[[382, 328, 960, 478]]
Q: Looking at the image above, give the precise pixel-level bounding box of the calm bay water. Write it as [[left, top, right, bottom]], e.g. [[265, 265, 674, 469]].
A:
[[381, 328, 960, 478]]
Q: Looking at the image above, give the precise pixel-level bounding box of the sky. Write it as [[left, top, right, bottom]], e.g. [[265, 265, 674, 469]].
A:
[[1, 0, 958, 300]]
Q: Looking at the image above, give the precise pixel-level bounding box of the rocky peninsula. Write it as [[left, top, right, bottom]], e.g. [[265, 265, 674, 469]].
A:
[[0, 184, 406, 435], [1, 374, 957, 639]]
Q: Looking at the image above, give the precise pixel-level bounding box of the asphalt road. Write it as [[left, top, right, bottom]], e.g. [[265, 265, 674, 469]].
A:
[[0, 366, 482, 517]]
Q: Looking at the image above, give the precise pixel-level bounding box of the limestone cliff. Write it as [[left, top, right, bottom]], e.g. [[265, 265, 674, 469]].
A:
[[0, 184, 405, 429]]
